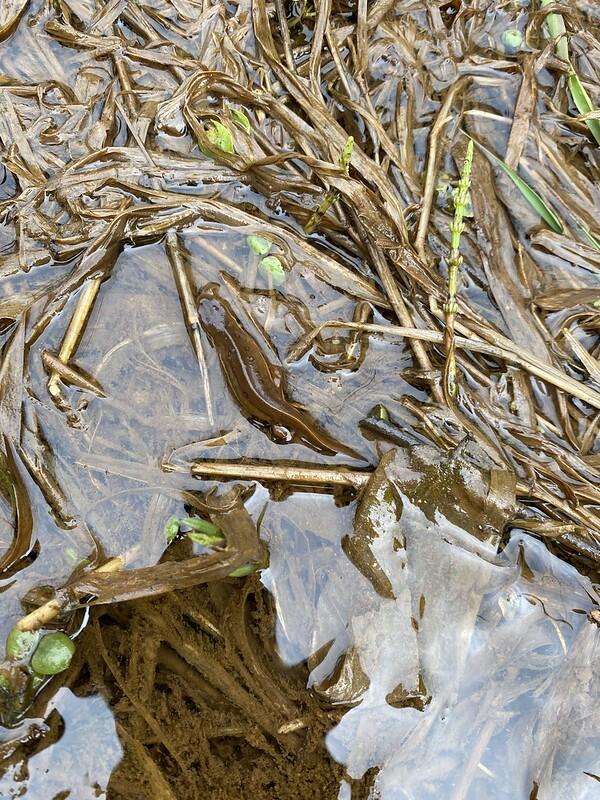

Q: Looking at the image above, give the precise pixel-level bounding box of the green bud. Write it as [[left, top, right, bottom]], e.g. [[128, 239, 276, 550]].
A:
[[31, 633, 75, 676], [205, 121, 235, 154], [6, 628, 39, 661], [501, 29, 524, 53], [372, 404, 390, 422], [247, 235, 272, 256], [228, 563, 260, 578], [230, 108, 250, 131], [187, 531, 225, 546], [180, 517, 222, 537], [164, 516, 180, 544], [259, 255, 286, 286]]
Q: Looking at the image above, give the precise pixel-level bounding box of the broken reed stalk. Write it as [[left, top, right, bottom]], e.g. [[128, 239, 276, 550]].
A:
[[165, 231, 215, 426], [415, 79, 466, 259], [167, 460, 371, 490], [287, 319, 600, 410], [46, 277, 102, 400], [443, 139, 473, 398], [15, 557, 123, 632]]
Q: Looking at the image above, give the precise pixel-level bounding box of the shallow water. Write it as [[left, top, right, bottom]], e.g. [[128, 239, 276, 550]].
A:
[[1, 1, 600, 798]]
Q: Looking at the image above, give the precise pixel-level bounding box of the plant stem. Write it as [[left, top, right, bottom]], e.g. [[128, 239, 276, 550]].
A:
[[305, 136, 353, 234], [443, 139, 473, 398]]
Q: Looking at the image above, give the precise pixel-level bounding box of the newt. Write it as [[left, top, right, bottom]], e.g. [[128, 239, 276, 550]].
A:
[[197, 284, 366, 462]]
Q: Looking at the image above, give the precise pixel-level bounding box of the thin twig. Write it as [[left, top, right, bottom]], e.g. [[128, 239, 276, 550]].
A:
[[274, 0, 295, 71], [167, 460, 371, 489], [286, 320, 600, 409], [166, 231, 214, 427], [415, 80, 466, 259], [47, 277, 103, 400], [15, 557, 123, 632]]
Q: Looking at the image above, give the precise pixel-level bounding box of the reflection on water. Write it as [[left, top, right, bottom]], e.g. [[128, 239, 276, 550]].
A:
[[0, 690, 122, 799]]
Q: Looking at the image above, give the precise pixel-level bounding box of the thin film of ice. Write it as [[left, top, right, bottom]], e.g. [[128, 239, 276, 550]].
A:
[[324, 497, 600, 799], [262, 487, 420, 703]]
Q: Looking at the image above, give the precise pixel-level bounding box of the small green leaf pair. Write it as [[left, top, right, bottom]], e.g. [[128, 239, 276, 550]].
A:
[[246, 235, 286, 285], [164, 515, 224, 546]]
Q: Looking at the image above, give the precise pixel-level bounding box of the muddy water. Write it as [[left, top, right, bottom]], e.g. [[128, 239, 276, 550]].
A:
[[1, 1, 600, 798]]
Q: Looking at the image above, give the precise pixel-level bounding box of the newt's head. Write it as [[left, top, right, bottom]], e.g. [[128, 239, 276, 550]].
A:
[[198, 282, 221, 301], [197, 283, 228, 334]]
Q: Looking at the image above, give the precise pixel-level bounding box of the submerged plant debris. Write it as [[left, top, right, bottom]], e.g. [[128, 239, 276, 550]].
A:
[[0, 0, 600, 798]]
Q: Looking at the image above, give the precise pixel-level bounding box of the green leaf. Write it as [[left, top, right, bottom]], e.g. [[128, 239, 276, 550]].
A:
[[577, 224, 600, 253], [247, 234, 272, 256], [205, 121, 235, 154], [471, 138, 563, 233], [6, 627, 39, 661], [164, 516, 180, 544], [31, 632, 75, 676], [228, 563, 260, 578], [230, 108, 250, 132], [567, 70, 600, 146], [339, 136, 354, 174], [180, 516, 222, 537], [259, 255, 286, 286]]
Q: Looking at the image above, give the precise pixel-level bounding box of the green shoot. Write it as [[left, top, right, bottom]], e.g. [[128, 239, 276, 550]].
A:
[[228, 563, 260, 578], [541, 0, 600, 145], [187, 530, 225, 546], [339, 136, 354, 174], [577, 224, 600, 253], [204, 120, 235, 154], [305, 136, 354, 235], [247, 234, 272, 255], [371, 404, 391, 421], [567, 72, 600, 146], [258, 255, 286, 286], [179, 516, 222, 537], [444, 140, 473, 399], [230, 108, 250, 132]]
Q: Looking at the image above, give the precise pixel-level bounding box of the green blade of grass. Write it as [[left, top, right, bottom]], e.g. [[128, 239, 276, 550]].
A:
[[577, 224, 600, 253], [540, 0, 600, 145], [567, 71, 600, 146], [470, 138, 563, 233]]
